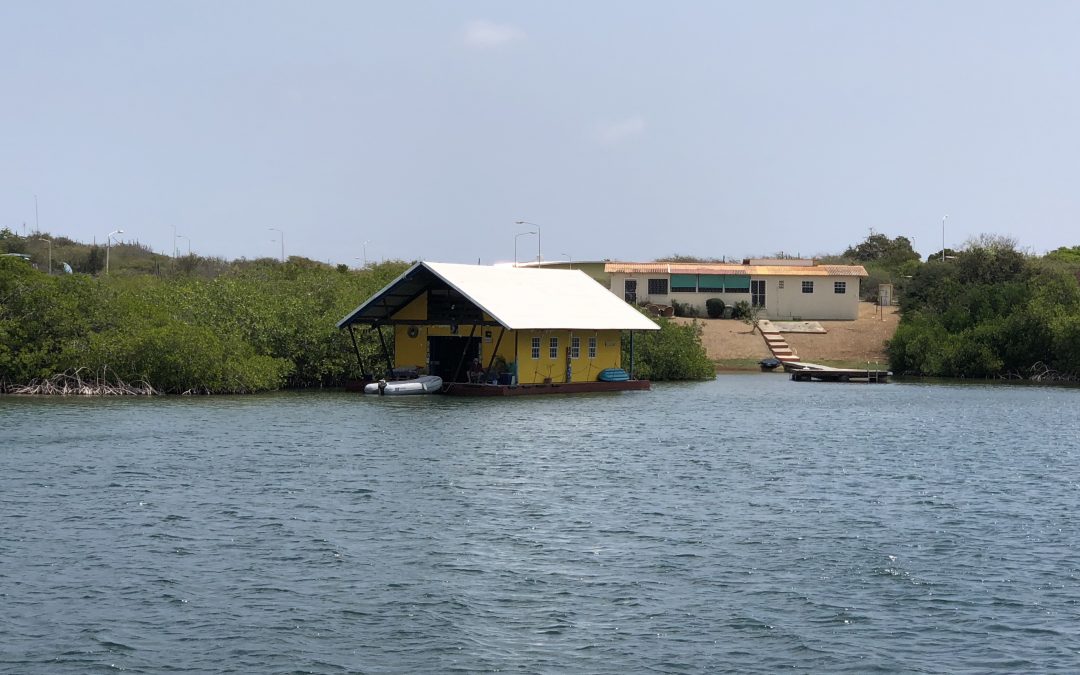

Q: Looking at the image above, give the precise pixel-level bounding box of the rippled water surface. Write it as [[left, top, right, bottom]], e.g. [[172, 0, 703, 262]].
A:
[[3, 376, 1080, 673]]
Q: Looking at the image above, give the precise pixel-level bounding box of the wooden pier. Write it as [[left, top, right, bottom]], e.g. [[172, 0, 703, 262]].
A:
[[786, 361, 891, 383]]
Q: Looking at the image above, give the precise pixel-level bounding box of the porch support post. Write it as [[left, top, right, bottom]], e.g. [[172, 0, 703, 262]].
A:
[[375, 324, 393, 376], [451, 323, 478, 384], [347, 325, 368, 378], [486, 327, 505, 372], [629, 330, 635, 379]]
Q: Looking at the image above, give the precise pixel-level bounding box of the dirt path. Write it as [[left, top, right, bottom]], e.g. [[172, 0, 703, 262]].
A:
[[676, 302, 899, 364]]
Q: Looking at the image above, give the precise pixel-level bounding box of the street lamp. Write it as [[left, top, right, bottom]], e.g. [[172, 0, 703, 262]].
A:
[[176, 234, 191, 256], [941, 214, 948, 262], [515, 220, 541, 263], [561, 253, 572, 269], [105, 229, 124, 275], [38, 237, 51, 274], [268, 227, 285, 262], [514, 231, 536, 266]]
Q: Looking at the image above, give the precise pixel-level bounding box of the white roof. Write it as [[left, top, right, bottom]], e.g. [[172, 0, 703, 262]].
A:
[[339, 261, 659, 331], [428, 262, 657, 330]]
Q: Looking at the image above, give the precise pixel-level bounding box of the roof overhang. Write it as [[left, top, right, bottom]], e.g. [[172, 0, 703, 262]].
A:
[[338, 261, 659, 331]]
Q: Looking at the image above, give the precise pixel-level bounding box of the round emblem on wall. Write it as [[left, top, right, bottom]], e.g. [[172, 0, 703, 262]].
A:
[[407, 325, 420, 338]]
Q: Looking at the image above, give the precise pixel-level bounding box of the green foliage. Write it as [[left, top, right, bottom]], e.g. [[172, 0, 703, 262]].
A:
[[730, 300, 751, 319], [77, 245, 104, 274], [0, 228, 29, 254], [1045, 245, 1080, 264], [889, 237, 1080, 379], [842, 233, 920, 267], [0, 253, 409, 393], [705, 297, 725, 319], [671, 299, 700, 318], [831, 232, 922, 300], [622, 313, 714, 381], [955, 243, 1027, 286], [926, 247, 960, 262], [738, 302, 764, 333]]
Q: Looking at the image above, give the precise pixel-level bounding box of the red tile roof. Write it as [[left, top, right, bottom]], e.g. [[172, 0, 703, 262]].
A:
[[604, 262, 868, 277]]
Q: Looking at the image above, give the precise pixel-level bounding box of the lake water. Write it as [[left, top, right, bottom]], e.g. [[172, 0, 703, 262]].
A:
[[2, 375, 1080, 673]]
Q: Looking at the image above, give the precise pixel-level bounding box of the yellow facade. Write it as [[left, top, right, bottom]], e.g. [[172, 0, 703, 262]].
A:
[[389, 293, 625, 383], [509, 329, 623, 384]]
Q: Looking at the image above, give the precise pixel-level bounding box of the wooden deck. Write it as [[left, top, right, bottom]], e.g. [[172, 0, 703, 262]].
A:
[[786, 361, 891, 383], [441, 380, 651, 396]]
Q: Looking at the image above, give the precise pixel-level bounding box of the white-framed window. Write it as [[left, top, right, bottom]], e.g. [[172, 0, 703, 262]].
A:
[[530, 336, 541, 359], [751, 280, 766, 307], [588, 336, 597, 358], [647, 278, 669, 295], [549, 336, 558, 359], [834, 281, 847, 294], [570, 336, 580, 359], [802, 280, 814, 294]]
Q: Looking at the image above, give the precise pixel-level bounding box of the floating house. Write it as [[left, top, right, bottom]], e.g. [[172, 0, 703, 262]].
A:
[[337, 262, 659, 395], [605, 260, 869, 320]]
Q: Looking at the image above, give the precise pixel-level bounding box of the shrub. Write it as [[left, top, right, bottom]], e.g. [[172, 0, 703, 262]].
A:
[[622, 314, 714, 380], [730, 300, 751, 319], [705, 298, 725, 319], [0, 256, 411, 393], [671, 299, 700, 318]]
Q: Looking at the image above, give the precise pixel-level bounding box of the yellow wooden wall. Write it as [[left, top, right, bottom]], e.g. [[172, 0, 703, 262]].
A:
[[511, 329, 622, 383], [389, 293, 624, 383]]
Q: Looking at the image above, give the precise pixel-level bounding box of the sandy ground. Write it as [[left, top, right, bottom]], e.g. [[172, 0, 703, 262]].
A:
[[675, 302, 899, 363]]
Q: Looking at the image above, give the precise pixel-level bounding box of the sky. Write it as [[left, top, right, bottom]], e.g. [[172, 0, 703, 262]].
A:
[[2, 1, 1079, 265]]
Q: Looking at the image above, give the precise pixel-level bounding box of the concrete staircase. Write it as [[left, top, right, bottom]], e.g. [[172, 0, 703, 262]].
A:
[[757, 319, 800, 363]]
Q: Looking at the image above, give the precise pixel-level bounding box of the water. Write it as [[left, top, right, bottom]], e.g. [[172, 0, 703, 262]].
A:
[[2, 376, 1080, 673]]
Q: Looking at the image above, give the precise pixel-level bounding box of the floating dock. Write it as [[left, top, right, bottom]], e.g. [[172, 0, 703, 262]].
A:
[[786, 361, 891, 383], [346, 379, 652, 396], [442, 380, 651, 396]]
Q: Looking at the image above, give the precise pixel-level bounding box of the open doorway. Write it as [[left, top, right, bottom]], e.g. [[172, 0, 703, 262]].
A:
[[428, 336, 479, 383]]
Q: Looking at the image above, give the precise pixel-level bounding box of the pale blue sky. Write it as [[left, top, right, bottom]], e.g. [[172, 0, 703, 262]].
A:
[[3, 1, 1078, 265]]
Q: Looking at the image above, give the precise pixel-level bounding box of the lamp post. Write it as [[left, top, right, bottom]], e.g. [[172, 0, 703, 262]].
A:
[[268, 228, 285, 262], [38, 237, 51, 274], [105, 229, 124, 275], [514, 231, 536, 266], [515, 220, 541, 263], [176, 234, 191, 256], [561, 253, 572, 269], [941, 214, 948, 262]]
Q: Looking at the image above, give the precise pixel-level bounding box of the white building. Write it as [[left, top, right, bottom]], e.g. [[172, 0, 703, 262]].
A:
[[605, 260, 868, 320]]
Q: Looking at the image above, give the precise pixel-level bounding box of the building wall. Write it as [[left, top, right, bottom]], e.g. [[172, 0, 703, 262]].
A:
[[388, 292, 625, 382], [512, 329, 623, 384], [761, 277, 859, 320], [608, 272, 860, 320]]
